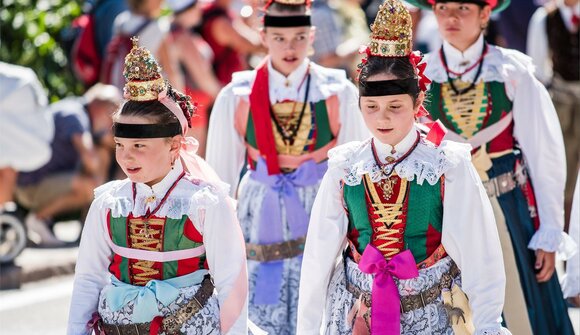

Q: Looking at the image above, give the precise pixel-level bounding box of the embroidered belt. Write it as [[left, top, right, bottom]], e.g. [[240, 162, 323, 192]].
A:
[[482, 168, 527, 198], [246, 236, 306, 262], [99, 275, 214, 335], [347, 262, 460, 313]]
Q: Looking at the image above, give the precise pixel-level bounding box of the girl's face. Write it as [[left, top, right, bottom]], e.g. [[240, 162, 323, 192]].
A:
[[114, 115, 181, 186], [261, 25, 314, 76], [433, 2, 491, 50], [359, 73, 424, 146]]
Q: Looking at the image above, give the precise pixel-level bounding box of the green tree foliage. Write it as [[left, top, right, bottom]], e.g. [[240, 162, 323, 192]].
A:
[[0, 0, 84, 102]]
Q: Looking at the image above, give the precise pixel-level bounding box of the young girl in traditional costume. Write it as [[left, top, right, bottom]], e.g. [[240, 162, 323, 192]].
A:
[[297, 1, 511, 334], [405, 0, 576, 333], [205, 1, 368, 333], [67, 38, 248, 335]]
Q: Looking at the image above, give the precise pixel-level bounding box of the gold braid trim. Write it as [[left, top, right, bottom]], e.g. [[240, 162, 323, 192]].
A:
[[365, 174, 408, 260], [128, 218, 165, 285]]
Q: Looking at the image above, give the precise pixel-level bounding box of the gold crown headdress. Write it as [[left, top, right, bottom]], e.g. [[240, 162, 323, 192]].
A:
[[122, 36, 196, 130], [123, 37, 166, 101], [367, 0, 412, 57]]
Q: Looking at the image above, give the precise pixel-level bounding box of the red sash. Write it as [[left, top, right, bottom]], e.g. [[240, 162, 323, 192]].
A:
[[249, 59, 281, 175]]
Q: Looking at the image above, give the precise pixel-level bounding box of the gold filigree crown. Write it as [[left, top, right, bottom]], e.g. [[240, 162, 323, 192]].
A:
[[368, 0, 412, 57], [123, 37, 166, 101]]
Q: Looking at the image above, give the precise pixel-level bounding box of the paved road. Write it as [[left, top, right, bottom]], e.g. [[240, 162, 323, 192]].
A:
[[0, 275, 75, 334]]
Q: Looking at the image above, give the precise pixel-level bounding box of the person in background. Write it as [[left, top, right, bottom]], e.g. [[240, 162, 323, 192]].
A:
[[562, 171, 580, 307], [297, 1, 510, 334], [206, 0, 368, 332], [527, 0, 580, 224], [90, 0, 129, 57], [104, 0, 171, 90], [494, 0, 544, 52], [0, 62, 53, 214], [310, 0, 359, 71], [408, 0, 576, 332], [15, 84, 121, 247], [333, 0, 372, 78], [165, 0, 223, 158], [199, 0, 265, 85], [404, 2, 442, 53]]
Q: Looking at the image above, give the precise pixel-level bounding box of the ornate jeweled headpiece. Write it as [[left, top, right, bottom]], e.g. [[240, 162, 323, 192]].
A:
[[123, 37, 166, 101], [357, 0, 431, 117], [115, 36, 197, 139], [368, 0, 412, 58]]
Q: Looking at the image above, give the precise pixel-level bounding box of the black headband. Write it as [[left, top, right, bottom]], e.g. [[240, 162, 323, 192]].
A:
[[263, 15, 311, 27], [359, 78, 420, 97], [113, 122, 181, 138]]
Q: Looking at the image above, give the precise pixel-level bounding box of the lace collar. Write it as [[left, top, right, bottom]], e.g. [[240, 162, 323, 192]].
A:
[[328, 134, 471, 186], [94, 171, 228, 224]]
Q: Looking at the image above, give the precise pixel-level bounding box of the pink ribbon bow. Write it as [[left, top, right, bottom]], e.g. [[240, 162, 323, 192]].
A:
[[358, 246, 419, 335]]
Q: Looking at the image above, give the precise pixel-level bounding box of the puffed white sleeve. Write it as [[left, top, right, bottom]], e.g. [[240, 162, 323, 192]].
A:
[[562, 173, 580, 298], [67, 195, 112, 335], [336, 81, 370, 144], [297, 167, 349, 334], [442, 150, 510, 335], [509, 64, 574, 255], [526, 7, 551, 85], [202, 193, 248, 335], [206, 85, 247, 198]]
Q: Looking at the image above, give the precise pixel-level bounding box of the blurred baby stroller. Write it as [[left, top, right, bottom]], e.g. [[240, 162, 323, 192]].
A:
[[0, 203, 28, 264]]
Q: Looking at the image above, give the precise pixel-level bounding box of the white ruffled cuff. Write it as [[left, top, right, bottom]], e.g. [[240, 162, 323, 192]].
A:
[[527, 228, 577, 259], [561, 273, 580, 298], [476, 326, 512, 335]]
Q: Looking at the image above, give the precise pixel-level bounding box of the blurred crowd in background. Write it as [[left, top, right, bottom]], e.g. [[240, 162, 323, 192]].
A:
[[0, 0, 578, 250]]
